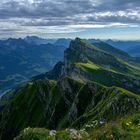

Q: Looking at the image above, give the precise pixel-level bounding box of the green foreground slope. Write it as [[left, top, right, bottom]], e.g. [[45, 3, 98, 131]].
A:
[[14, 113, 140, 140], [0, 77, 140, 140]]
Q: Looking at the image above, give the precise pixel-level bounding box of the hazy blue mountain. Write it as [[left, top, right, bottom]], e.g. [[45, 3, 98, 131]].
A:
[[106, 39, 140, 49], [91, 42, 130, 59], [87, 39, 101, 44], [106, 39, 140, 57], [24, 36, 56, 45], [126, 45, 140, 57], [0, 38, 67, 94], [54, 38, 71, 48], [24, 36, 71, 47]]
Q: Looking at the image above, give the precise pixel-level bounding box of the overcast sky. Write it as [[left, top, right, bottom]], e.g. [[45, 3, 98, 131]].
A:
[[0, 0, 140, 39]]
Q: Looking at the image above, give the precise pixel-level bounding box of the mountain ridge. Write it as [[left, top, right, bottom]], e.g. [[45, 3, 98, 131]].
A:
[[0, 38, 140, 140], [42, 38, 140, 94], [0, 76, 140, 140]]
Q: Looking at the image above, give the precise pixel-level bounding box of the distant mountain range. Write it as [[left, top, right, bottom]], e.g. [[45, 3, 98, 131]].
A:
[[106, 39, 140, 57], [24, 36, 57, 45], [0, 38, 140, 140], [0, 36, 71, 94]]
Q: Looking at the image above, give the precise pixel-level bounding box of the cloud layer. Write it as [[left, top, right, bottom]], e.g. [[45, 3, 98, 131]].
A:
[[0, 0, 140, 38]]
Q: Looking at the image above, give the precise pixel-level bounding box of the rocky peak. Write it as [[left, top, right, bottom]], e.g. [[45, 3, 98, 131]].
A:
[[45, 38, 128, 81], [69, 37, 97, 51]]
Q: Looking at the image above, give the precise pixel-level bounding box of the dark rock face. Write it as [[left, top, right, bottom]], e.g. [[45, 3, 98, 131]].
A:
[[33, 61, 64, 80]]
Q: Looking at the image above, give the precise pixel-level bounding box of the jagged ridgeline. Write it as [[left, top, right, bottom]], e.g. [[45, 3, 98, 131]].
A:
[[0, 38, 140, 140], [45, 38, 140, 94]]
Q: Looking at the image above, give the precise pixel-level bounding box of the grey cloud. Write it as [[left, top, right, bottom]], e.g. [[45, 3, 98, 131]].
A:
[[0, 0, 139, 29], [93, 0, 140, 12], [0, 0, 93, 19], [20, 18, 73, 26], [87, 10, 140, 24]]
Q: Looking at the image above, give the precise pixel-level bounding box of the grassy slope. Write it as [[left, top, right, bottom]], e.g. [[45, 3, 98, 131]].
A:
[[0, 80, 56, 140], [0, 77, 140, 140], [15, 113, 140, 140], [1, 38, 140, 140], [92, 42, 130, 59]]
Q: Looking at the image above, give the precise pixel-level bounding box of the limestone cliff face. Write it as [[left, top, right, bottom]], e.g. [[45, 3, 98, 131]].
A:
[[64, 38, 128, 71], [45, 38, 127, 79], [45, 38, 140, 94]]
